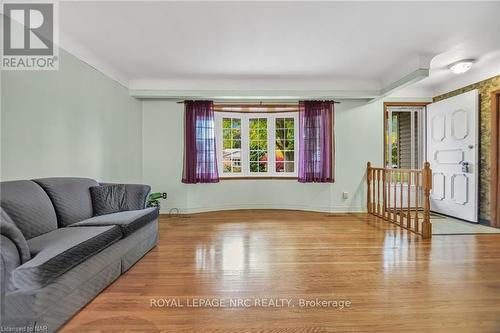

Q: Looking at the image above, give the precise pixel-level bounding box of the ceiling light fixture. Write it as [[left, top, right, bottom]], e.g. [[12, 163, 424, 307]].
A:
[[448, 59, 475, 74]]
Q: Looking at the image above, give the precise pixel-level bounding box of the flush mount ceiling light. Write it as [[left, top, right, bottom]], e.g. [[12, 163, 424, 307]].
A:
[[448, 59, 475, 74]]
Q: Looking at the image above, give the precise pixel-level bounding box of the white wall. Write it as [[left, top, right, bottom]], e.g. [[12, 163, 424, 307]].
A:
[[1, 38, 428, 215], [1, 49, 143, 183], [142, 100, 387, 214]]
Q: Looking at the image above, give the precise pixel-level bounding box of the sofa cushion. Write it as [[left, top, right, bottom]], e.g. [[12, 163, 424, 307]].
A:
[[0, 180, 58, 239], [1, 208, 31, 263], [33, 178, 99, 227], [100, 183, 151, 210], [90, 184, 128, 216], [70, 207, 159, 236], [12, 225, 122, 290]]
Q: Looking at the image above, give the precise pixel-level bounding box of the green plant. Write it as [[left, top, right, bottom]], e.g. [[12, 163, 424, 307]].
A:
[[147, 192, 162, 209]]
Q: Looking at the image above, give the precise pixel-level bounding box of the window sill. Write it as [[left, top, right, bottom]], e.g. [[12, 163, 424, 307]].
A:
[[220, 176, 298, 180]]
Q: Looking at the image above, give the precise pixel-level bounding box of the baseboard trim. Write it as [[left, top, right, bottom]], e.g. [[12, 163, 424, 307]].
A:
[[159, 204, 366, 215]]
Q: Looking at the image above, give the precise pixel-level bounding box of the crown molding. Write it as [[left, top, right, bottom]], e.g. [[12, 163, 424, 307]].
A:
[[59, 30, 129, 88], [129, 89, 380, 100]]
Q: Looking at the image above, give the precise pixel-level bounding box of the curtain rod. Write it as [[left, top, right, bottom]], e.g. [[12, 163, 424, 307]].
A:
[[176, 101, 341, 105]]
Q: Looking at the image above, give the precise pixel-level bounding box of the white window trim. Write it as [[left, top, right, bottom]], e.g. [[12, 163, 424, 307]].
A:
[[215, 112, 299, 178]]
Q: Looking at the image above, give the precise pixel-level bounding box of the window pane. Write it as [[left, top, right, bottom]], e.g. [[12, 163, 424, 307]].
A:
[[391, 114, 399, 167], [284, 151, 294, 162], [231, 128, 241, 140], [259, 119, 267, 129], [397, 112, 412, 169], [276, 118, 295, 173], [250, 162, 259, 172], [276, 149, 284, 172], [413, 112, 420, 169], [276, 129, 285, 141], [249, 118, 268, 173], [222, 117, 242, 173]]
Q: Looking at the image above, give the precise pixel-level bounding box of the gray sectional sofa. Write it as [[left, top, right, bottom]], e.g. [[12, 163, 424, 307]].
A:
[[0, 178, 159, 332]]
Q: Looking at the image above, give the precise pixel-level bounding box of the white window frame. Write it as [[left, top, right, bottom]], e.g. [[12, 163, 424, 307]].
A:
[[215, 112, 299, 178]]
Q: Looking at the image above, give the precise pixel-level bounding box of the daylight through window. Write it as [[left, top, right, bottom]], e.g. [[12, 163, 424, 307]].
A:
[[215, 112, 298, 177]]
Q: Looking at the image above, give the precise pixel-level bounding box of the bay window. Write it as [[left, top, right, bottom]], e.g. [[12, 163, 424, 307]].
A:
[[215, 112, 298, 178]]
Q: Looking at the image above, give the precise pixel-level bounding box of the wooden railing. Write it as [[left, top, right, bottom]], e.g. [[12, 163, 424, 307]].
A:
[[367, 162, 432, 238]]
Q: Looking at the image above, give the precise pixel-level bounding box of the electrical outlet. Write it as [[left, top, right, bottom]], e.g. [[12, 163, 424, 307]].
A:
[[162, 192, 167, 199], [342, 192, 349, 200]]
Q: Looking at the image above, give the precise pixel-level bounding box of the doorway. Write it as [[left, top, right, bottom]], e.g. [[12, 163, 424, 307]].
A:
[[383, 102, 427, 169], [426, 90, 479, 223], [491, 89, 500, 228]]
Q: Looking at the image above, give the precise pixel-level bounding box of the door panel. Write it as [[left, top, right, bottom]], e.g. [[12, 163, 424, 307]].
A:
[[426, 90, 478, 222]]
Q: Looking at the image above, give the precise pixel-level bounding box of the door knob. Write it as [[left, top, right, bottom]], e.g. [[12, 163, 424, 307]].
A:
[[468, 145, 474, 149], [461, 161, 470, 173]]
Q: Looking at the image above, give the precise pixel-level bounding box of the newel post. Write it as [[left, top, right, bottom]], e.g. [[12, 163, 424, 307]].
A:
[[367, 162, 372, 214], [422, 162, 433, 238]]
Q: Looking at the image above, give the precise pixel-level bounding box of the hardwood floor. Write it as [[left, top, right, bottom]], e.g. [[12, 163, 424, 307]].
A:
[[61, 210, 500, 333]]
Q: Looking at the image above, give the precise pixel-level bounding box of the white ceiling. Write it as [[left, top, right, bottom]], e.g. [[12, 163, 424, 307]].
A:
[[58, 1, 500, 97]]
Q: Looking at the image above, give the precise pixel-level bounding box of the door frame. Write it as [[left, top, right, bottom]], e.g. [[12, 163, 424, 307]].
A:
[[491, 90, 500, 228], [383, 102, 429, 168]]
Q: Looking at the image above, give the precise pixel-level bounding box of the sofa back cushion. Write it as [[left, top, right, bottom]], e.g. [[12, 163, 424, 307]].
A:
[[90, 184, 128, 216], [1, 208, 31, 263], [100, 183, 151, 210], [33, 178, 99, 227], [0, 180, 58, 239]]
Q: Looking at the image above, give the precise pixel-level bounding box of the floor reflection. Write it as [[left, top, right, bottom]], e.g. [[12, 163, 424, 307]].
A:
[[222, 236, 246, 271], [194, 225, 271, 275]]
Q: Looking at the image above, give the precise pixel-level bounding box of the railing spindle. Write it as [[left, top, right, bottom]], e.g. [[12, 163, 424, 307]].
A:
[[377, 169, 381, 216], [372, 170, 377, 212], [407, 170, 412, 229], [366, 162, 432, 238], [415, 171, 420, 233], [399, 172, 403, 226], [422, 162, 432, 238], [393, 171, 397, 223], [367, 162, 372, 214], [382, 169, 387, 220]]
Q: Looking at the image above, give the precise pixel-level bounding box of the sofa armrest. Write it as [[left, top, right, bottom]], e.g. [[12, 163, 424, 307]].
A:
[[100, 183, 151, 210], [1, 235, 21, 317]]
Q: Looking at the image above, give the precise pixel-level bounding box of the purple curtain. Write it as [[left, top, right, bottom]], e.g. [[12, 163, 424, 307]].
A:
[[298, 101, 335, 183], [182, 101, 219, 184]]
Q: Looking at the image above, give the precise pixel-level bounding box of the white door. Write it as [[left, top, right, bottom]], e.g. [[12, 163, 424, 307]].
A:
[[426, 89, 479, 222]]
